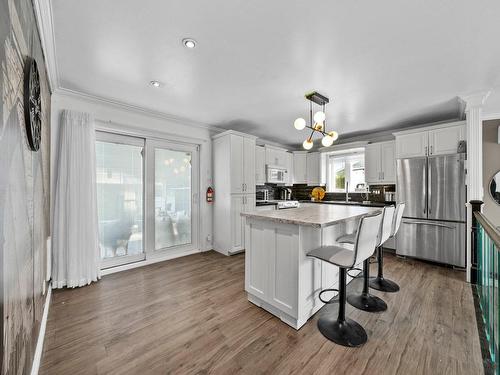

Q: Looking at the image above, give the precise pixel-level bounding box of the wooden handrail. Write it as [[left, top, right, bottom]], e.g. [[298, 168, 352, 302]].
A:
[[474, 211, 500, 249]]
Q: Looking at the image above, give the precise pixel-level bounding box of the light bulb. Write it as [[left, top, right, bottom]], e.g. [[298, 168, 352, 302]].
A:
[[294, 118, 306, 130], [313, 111, 326, 123], [322, 135, 334, 147], [328, 130, 339, 141], [303, 139, 313, 150]]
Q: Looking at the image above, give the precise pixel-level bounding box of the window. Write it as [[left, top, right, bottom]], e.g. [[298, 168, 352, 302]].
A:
[[327, 150, 366, 193]]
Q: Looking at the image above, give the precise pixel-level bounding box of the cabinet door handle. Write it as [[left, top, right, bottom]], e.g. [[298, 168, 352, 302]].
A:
[[424, 146, 428, 156], [430, 145, 433, 155]]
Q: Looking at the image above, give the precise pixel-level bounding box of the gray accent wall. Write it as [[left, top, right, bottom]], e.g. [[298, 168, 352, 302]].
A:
[[483, 120, 500, 226], [0, 0, 51, 373]]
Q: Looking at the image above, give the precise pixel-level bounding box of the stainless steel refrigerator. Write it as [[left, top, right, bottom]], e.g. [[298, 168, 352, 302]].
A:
[[396, 153, 466, 267]]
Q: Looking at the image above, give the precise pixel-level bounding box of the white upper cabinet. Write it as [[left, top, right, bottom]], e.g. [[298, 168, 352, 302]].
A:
[[306, 152, 320, 186], [365, 141, 396, 184], [293, 152, 307, 184], [221, 133, 255, 194], [395, 132, 428, 159], [428, 125, 465, 156], [265, 146, 287, 167], [230, 135, 244, 193], [394, 122, 466, 159], [365, 144, 382, 183], [243, 137, 256, 193], [381, 142, 396, 182], [255, 146, 266, 185], [285, 152, 293, 185]]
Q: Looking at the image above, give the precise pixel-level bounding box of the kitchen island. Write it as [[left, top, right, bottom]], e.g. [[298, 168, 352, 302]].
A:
[[241, 203, 381, 329]]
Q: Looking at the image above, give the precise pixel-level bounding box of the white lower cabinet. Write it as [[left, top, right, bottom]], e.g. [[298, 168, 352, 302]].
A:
[[268, 227, 298, 316], [230, 195, 244, 250], [230, 194, 255, 253]]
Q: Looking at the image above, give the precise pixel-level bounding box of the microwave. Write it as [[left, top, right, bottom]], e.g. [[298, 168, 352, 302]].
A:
[[266, 165, 287, 184]]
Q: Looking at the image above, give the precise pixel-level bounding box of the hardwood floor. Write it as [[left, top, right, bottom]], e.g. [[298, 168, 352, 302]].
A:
[[40, 251, 483, 375]]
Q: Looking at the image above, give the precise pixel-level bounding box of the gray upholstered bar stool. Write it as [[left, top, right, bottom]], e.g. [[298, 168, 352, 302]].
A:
[[369, 202, 406, 292], [337, 206, 395, 312], [307, 211, 382, 347]]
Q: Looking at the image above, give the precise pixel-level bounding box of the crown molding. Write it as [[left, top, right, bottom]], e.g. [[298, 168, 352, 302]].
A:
[[459, 90, 491, 111], [54, 87, 225, 134], [482, 112, 500, 121], [33, 0, 59, 92]]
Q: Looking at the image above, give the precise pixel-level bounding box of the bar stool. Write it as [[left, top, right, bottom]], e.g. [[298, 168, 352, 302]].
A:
[[369, 202, 406, 293], [340, 206, 395, 312], [307, 211, 383, 347]]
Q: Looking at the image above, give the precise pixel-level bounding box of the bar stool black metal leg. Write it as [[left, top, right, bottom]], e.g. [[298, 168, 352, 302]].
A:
[[347, 259, 387, 312], [317, 268, 367, 347], [369, 246, 400, 293]]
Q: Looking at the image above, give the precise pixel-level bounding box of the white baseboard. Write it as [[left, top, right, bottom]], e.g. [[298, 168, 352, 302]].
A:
[[101, 248, 202, 276], [31, 286, 52, 375]]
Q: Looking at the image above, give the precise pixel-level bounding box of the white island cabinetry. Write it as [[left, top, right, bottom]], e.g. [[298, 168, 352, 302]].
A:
[[242, 203, 380, 329]]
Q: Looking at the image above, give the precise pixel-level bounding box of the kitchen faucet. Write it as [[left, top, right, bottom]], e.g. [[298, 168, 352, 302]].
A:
[[345, 182, 350, 202]]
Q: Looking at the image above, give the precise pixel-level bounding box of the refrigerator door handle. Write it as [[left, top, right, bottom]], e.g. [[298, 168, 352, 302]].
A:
[[405, 221, 455, 230], [423, 161, 427, 214], [428, 162, 432, 215]]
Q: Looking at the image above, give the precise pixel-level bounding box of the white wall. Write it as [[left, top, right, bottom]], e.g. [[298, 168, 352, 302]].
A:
[[50, 90, 215, 256]]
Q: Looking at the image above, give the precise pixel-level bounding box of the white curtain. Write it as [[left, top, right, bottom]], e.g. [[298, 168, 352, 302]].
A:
[[52, 110, 101, 288]]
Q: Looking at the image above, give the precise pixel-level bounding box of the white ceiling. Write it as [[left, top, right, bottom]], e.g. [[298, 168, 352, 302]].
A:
[[51, 0, 500, 147]]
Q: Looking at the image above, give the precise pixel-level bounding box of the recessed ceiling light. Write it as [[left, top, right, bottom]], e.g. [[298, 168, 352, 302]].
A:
[[182, 38, 197, 49], [150, 80, 161, 88]]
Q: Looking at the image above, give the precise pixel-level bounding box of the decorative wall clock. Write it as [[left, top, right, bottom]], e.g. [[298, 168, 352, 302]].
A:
[[23, 56, 42, 151]]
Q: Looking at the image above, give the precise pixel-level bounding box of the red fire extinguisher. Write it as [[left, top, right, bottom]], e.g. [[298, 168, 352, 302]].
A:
[[206, 186, 214, 203]]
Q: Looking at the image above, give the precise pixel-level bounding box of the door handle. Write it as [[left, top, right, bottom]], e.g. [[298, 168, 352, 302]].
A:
[[430, 145, 433, 155], [425, 146, 428, 156], [428, 165, 432, 215], [405, 221, 454, 230], [423, 161, 427, 214]]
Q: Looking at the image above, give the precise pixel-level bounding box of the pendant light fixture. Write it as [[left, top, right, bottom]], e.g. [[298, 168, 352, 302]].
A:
[[294, 91, 339, 149]]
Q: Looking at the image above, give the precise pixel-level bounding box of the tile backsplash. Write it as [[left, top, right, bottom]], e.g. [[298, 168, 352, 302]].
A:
[[256, 183, 396, 203]]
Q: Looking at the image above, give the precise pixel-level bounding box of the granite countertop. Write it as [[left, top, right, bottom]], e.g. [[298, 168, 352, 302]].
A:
[[241, 203, 381, 228], [301, 200, 395, 208]]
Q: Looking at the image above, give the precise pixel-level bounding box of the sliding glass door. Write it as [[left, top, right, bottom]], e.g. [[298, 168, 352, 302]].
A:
[[147, 140, 199, 254], [96, 132, 145, 268], [96, 132, 200, 269]]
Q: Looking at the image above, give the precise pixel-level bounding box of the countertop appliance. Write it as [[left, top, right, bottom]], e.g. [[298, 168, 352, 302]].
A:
[[276, 201, 299, 209], [396, 153, 466, 267], [256, 189, 270, 202], [266, 165, 287, 184], [279, 187, 292, 200]]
